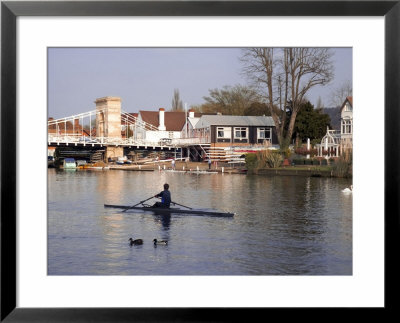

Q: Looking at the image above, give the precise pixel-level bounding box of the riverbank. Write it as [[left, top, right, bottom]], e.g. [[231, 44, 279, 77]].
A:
[[107, 161, 246, 174], [253, 167, 333, 177], [106, 161, 338, 177], [66, 160, 348, 177]]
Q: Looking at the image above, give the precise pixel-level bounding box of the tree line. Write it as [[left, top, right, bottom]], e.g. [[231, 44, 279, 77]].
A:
[[170, 48, 352, 148]]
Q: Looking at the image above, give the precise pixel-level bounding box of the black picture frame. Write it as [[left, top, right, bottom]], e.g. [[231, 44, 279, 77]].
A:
[[1, 1, 399, 321]]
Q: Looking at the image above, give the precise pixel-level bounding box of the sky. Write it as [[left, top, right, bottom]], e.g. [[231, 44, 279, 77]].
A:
[[48, 47, 352, 119]]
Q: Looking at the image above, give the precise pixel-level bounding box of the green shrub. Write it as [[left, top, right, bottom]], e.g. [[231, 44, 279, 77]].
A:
[[245, 150, 284, 170], [280, 147, 292, 159], [245, 153, 258, 171], [332, 150, 352, 178], [265, 151, 283, 168]]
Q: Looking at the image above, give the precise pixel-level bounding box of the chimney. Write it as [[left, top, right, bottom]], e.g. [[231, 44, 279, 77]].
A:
[[188, 109, 195, 118], [74, 119, 80, 134], [158, 108, 166, 131]]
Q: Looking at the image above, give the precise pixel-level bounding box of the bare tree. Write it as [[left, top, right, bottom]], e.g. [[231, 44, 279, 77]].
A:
[[171, 89, 184, 111], [241, 47, 334, 148], [202, 84, 260, 115], [329, 80, 352, 106]]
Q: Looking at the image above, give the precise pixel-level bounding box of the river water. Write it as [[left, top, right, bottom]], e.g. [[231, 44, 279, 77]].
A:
[[48, 168, 352, 275]]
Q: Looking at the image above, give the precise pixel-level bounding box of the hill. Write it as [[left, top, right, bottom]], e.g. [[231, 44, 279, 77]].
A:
[[322, 107, 341, 131]]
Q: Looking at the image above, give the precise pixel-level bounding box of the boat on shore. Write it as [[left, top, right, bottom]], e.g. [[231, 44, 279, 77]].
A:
[[84, 166, 110, 170], [104, 204, 234, 217], [187, 170, 218, 174], [63, 158, 77, 169]]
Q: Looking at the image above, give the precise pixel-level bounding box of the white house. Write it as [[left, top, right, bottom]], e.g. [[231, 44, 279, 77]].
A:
[[317, 96, 353, 157], [340, 96, 353, 150], [135, 108, 187, 144], [180, 109, 203, 138]]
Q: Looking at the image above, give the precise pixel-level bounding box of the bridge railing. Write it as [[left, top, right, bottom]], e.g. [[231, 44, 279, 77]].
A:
[[171, 137, 210, 146], [48, 134, 93, 144], [47, 134, 183, 148]]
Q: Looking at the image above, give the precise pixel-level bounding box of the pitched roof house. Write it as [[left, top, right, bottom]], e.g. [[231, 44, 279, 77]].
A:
[[316, 96, 353, 157], [135, 108, 195, 142], [192, 114, 277, 147], [340, 96, 353, 142], [139, 109, 186, 132]]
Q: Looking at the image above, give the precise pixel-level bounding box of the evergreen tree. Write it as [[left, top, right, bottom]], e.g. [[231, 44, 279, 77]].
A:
[[292, 101, 331, 143]]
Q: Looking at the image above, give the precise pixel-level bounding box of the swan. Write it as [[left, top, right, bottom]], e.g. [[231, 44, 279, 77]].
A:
[[342, 185, 353, 193], [129, 238, 143, 246]]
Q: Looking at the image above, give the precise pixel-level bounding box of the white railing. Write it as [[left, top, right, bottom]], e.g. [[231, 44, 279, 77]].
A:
[[121, 110, 159, 132], [171, 137, 210, 146], [48, 108, 159, 141], [48, 109, 105, 127], [48, 108, 209, 148], [47, 134, 183, 148]]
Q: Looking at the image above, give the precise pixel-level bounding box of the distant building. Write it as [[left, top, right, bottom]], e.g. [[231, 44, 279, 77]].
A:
[[48, 117, 90, 137], [191, 114, 278, 148], [134, 108, 196, 143], [340, 96, 353, 150], [317, 96, 353, 158], [181, 109, 202, 138]]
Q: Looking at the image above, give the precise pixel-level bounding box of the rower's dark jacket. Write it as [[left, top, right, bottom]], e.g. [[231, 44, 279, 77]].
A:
[[156, 190, 171, 208]]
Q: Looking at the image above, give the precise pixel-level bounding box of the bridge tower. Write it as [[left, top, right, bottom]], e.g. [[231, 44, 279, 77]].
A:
[[95, 96, 124, 160]]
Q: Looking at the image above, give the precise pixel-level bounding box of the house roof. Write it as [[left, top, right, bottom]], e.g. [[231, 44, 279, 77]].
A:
[[139, 110, 187, 131], [340, 96, 353, 113], [127, 112, 138, 118], [187, 117, 200, 128], [195, 115, 275, 129]]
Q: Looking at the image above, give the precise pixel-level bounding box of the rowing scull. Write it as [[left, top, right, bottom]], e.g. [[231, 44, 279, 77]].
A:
[[104, 204, 234, 217]]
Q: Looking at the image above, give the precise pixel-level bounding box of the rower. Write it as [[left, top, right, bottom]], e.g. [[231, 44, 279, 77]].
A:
[[153, 183, 171, 208]]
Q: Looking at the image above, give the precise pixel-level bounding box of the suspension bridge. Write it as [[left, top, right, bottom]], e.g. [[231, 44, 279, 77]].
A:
[[48, 108, 167, 147], [48, 96, 209, 162]]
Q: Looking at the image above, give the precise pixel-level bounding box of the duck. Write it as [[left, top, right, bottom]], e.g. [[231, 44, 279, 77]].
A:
[[153, 239, 168, 245], [129, 238, 143, 246], [342, 185, 353, 193]]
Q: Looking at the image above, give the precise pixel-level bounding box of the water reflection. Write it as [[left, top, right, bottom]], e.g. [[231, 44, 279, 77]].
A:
[[152, 214, 172, 231], [48, 169, 352, 275]]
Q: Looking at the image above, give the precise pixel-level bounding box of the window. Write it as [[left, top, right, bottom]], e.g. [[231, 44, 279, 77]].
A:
[[344, 103, 352, 112], [346, 122, 352, 134], [217, 127, 231, 138], [341, 119, 352, 134], [258, 128, 271, 140], [234, 127, 247, 139]]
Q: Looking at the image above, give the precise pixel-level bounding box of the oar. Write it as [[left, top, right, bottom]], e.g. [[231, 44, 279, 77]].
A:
[[122, 196, 154, 212], [171, 201, 192, 210]]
